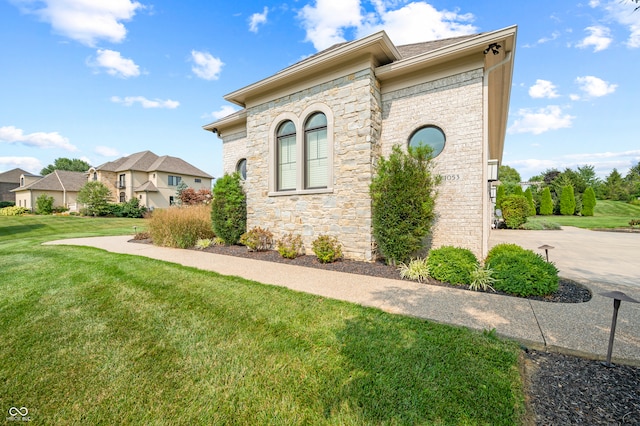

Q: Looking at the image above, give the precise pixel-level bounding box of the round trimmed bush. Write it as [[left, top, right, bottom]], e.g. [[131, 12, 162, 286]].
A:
[[486, 244, 559, 297], [427, 246, 478, 285]]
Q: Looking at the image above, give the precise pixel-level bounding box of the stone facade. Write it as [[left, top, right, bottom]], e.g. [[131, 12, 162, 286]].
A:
[[209, 27, 516, 262], [380, 69, 486, 257]]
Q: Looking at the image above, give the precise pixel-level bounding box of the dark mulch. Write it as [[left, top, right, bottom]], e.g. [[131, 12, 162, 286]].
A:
[[131, 239, 639, 425], [524, 350, 640, 425]]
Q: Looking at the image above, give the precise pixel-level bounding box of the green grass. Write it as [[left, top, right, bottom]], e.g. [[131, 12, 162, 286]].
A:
[[527, 200, 640, 229], [0, 216, 525, 424]]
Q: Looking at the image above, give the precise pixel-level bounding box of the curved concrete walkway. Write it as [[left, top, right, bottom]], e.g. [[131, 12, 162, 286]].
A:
[[44, 227, 640, 365]]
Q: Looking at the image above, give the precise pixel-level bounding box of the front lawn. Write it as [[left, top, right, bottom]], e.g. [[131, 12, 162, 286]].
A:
[[0, 216, 525, 424], [527, 200, 640, 229]]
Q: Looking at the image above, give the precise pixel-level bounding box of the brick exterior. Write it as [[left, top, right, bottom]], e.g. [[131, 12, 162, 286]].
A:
[[221, 67, 488, 261]]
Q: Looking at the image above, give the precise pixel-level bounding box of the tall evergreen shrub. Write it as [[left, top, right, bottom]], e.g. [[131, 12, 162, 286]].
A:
[[35, 194, 54, 215], [501, 195, 529, 229], [370, 145, 439, 265], [211, 173, 246, 245], [539, 187, 553, 215], [524, 187, 536, 216], [582, 186, 596, 216], [495, 185, 506, 210], [560, 185, 576, 216]]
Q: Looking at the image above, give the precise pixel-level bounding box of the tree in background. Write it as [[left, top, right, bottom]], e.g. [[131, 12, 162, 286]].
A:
[[560, 185, 576, 215], [524, 187, 536, 216], [501, 195, 530, 229], [512, 185, 524, 196], [40, 158, 91, 175], [624, 161, 640, 201], [582, 187, 597, 216], [179, 188, 212, 205], [498, 165, 521, 184], [539, 187, 553, 215], [603, 169, 627, 201], [495, 184, 506, 210], [77, 181, 112, 216]]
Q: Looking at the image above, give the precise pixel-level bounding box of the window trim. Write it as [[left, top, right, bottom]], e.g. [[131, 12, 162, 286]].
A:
[[268, 104, 334, 196]]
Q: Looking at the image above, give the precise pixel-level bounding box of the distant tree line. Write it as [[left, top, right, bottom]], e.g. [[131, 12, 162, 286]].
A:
[[496, 162, 640, 220]]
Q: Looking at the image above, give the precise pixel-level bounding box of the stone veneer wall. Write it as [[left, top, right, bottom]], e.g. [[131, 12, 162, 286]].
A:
[[379, 69, 486, 258], [223, 68, 381, 261]]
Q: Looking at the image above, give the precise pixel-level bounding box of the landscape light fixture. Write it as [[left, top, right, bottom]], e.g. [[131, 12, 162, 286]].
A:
[[599, 291, 639, 367], [538, 244, 554, 262], [483, 43, 502, 55]]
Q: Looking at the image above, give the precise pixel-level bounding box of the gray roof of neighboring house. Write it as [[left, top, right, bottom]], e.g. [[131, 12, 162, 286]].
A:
[[135, 181, 158, 192], [95, 151, 213, 178], [395, 33, 482, 59], [0, 168, 33, 183], [11, 170, 87, 192]]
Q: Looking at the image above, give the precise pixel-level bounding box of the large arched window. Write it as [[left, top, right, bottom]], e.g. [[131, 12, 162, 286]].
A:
[[277, 120, 296, 191], [409, 125, 446, 157], [304, 112, 328, 189]]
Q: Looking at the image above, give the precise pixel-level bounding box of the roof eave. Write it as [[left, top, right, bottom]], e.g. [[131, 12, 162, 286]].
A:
[[224, 31, 401, 107]]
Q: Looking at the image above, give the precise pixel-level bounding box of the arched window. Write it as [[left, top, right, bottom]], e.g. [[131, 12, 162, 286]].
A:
[[236, 158, 247, 180], [409, 125, 446, 157], [20, 177, 24, 187], [304, 112, 328, 189], [119, 192, 125, 203], [277, 120, 296, 191]]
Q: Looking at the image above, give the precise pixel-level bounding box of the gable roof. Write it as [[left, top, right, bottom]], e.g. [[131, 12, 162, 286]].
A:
[[12, 170, 86, 192], [0, 168, 32, 183], [95, 151, 213, 178], [395, 34, 481, 59]]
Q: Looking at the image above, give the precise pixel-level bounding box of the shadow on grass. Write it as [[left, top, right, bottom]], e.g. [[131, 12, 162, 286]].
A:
[[328, 312, 523, 425], [0, 223, 45, 237]]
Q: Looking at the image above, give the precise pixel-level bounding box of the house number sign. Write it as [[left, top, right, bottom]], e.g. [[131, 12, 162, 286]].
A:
[[441, 174, 461, 182]]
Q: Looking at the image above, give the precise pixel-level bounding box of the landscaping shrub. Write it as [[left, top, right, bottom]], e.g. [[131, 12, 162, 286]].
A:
[[426, 246, 478, 285], [117, 198, 147, 218], [486, 244, 559, 297], [582, 187, 596, 216], [276, 233, 304, 259], [240, 227, 273, 252], [312, 235, 343, 263], [560, 185, 576, 216], [495, 185, 506, 210], [0, 206, 29, 216], [539, 187, 553, 215], [469, 265, 496, 292], [501, 195, 529, 229], [211, 173, 246, 245], [398, 258, 430, 283], [35, 194, 54, 215], [370, 144, 439, 265], [77, 181, 112, 216], [524, 187, 536, 216], [0, 201, 15, 208], [148, 205, 215, 249], [195, 238, 212, 250], [630, 219, 640, 229]]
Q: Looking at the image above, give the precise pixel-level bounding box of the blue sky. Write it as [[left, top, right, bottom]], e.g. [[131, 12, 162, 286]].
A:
[[1, 0, 638, 180]]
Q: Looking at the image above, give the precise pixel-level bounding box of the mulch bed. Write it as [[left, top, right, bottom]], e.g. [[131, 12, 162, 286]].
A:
[[131, 238, 639, 424]]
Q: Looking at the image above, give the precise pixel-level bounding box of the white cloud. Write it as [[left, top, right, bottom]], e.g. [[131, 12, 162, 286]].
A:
[[111, 96, 180, 109], [576, 26, 612, 52], [357, 2, 477, 45], [575, 75, 617, 98], [298, 0, 362, 50], [89, 49, 140, 78], [0, 156, 42, 173], [0, 125, 78, 151], [190, 50, 224, 80], [508, 106, 575, 135], [597, 1, 640, 48], [528, 79, 560, 99], [12, 0, 144, 47], [249, 7, 268, 33], [94, 146, 121, 157], [209, 105, 239, 120], [298, 0, 477, 51]]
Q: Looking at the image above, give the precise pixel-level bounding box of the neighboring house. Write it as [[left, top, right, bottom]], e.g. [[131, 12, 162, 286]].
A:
[[203, 26, 516, 261], [0, 168, 33, 203], [88, 151, 214, 209], [12, 170, 86, 212]]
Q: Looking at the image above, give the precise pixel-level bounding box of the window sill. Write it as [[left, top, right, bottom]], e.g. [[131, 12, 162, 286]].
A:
[[268, 188, 333, 197]]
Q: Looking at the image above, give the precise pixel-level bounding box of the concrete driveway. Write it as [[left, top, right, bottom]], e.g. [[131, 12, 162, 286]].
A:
[[489, 226, 640, 291]]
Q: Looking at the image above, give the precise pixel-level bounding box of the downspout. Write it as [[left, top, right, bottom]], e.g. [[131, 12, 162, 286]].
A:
[[482, 51, 512, 258]]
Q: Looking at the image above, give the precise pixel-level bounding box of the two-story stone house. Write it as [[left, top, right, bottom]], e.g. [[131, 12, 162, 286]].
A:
[[203, 26, 516, 261]]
